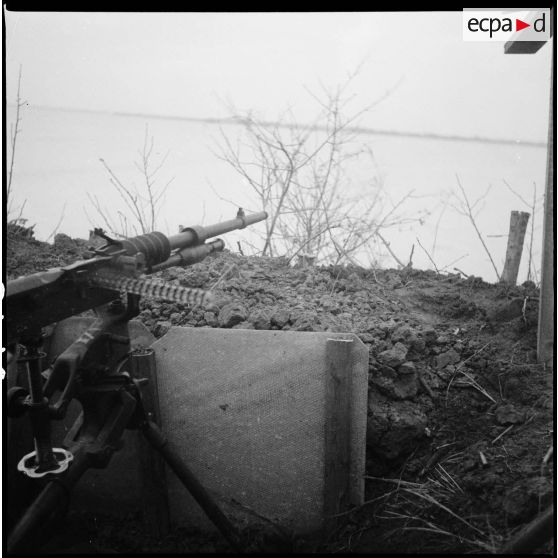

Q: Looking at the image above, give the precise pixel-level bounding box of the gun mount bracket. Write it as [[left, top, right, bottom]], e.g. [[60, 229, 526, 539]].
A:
[[92, 228, 119, 245], [7, 386, 30, 417]]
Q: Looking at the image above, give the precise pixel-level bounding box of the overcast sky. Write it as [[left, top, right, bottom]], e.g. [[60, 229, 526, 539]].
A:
[[4, 11, 552, 142]]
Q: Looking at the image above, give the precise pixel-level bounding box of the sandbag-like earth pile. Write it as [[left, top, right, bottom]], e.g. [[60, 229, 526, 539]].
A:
[[6, 226, 554, 554]]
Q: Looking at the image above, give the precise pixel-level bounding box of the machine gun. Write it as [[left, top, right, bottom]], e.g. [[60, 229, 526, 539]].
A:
[[5, 210, 267, 553]]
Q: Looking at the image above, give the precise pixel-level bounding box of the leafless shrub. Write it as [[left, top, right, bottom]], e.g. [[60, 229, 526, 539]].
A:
[[7, 65, 29, 222], [86, 124, 174, 237], [214, 73, 427, 265]]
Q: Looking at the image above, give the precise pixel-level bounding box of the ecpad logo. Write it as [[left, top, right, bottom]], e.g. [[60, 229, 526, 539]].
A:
[[468, 14, 543, 37], [463, 9, 550, 42]]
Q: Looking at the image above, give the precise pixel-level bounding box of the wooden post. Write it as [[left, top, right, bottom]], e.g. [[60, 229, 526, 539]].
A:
[[323, 339, 353, 530], [537, 51, 554, 367], [500, 505, 554, 554], [504, 9, 554, 368], [129, 348, 170, 538], [500, 211, 530, 285]]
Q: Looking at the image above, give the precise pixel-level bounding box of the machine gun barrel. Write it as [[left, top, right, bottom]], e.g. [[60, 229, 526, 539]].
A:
[[151, 239, 225, 273], [167, 211, 267, 250]]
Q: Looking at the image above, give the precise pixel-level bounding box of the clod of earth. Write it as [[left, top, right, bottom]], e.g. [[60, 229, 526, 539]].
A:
[[434, 348, 461, 369], [377, 342, 408, 368], [495, 403, 526, 425], [502, 477, 554, 525], [370, 364, 418, 401], [366, 391, 428, 460], [486, 298, 525, 323], [218, 302, 248, 327], [270, 308, 290, 328], [248, 310, 271, 330]]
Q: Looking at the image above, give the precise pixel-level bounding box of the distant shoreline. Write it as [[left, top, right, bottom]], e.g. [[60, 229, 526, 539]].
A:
[[7, 103, 547, 148]]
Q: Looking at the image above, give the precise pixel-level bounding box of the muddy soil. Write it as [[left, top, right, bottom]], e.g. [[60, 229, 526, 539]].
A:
[[5, 226, 555, 554]]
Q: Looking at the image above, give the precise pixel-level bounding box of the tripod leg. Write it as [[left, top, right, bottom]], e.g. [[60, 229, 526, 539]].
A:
[[7, 452, 91, 554], [8, 482, 68, 554], [142, 420, 244, 553]]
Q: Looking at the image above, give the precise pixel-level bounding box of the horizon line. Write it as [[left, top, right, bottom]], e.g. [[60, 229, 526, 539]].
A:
[[13, 103, 547, 148]]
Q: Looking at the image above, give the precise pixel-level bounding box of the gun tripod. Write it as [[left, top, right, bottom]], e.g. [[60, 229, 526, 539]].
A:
[[6, 294, 244, 554]]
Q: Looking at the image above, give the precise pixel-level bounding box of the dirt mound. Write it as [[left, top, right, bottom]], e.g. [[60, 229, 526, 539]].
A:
[[5, 232, 553, 554], [6, 223, 90, 278]]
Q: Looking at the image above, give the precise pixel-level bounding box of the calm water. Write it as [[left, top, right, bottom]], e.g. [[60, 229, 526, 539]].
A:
[[6, 105, 548, 283]]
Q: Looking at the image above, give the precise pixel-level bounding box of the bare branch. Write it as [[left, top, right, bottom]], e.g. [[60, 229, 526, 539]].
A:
[[440, 253, 469, 272], [92, 130, 174, 236], [45, 203, 67, 242], [7, 65, 23, 202], [502, 179, 530, 207], [527, 182, 536, 283], [455, 175, 500, 281], [7, 65, 28, 220], [416, 236, 439, 273], [376, 232, 405, 268]]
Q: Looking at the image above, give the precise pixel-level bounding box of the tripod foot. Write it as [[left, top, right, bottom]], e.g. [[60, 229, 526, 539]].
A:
[[17, 448, 74, 478]]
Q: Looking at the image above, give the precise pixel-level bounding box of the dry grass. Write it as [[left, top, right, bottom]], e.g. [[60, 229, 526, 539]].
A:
[[445, 341, 493, 405], [355, 465, 505, 554]]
